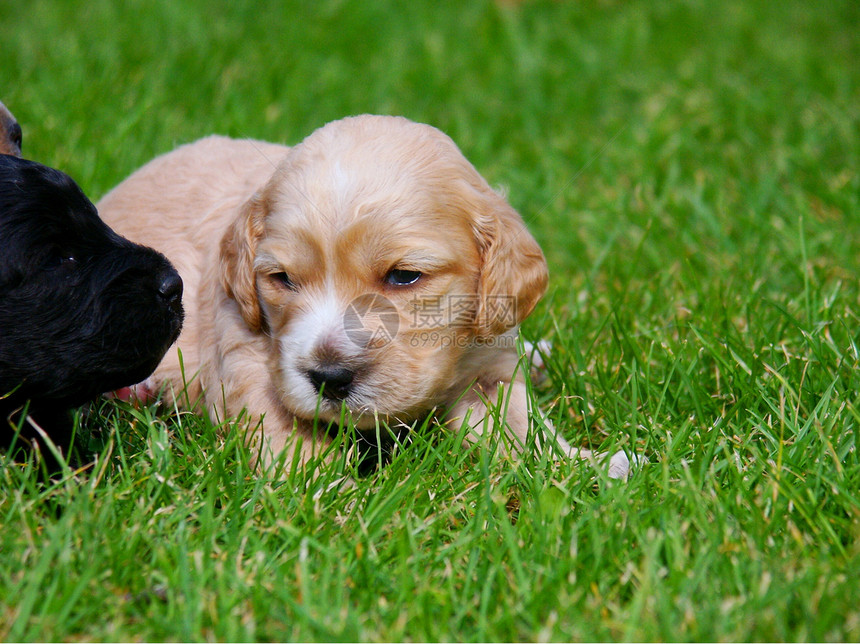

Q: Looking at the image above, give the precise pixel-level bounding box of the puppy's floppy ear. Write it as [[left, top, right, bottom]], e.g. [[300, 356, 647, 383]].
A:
[[471, 188, 548, 337], [220, 192, 266, 331]]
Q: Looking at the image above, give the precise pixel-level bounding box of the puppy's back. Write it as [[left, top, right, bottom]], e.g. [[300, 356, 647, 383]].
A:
[[99, 136, 287, 310], [99, 136, 288, 249]]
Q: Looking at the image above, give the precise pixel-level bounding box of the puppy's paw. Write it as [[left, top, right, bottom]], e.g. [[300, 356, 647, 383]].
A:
[[523, 339, 552, 382], [605, 449, 648, 480], [607, 450, 630, 479]]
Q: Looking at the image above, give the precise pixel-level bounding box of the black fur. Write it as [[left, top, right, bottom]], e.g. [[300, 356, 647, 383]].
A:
[[0, 154, 183, 463]]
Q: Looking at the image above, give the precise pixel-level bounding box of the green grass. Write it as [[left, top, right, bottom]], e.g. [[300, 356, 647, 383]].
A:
[[2, 0, 859, 640]]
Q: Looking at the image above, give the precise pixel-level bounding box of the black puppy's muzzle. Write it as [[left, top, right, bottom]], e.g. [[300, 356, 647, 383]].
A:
[[100, 244, 185, 361], [148, 261, 184, 346], [156, 268, 184, 318]]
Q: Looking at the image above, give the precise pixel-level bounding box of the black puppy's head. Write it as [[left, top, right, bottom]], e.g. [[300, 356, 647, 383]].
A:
[[0, 101, 22, 157], [0, 155, 183, 410]]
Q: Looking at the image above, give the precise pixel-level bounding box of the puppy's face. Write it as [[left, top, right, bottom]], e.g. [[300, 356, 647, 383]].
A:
[[0, 156, 183, 407], [222, 116, 547, 428]]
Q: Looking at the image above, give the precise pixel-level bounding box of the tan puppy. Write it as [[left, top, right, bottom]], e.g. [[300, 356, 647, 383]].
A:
[[99, 115, 630, 476], [0, 101, 23, 157]]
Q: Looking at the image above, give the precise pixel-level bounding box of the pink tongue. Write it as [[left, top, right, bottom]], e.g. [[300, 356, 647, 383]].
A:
[[111, 387, 135, 402], [108, 383, 155, 404]]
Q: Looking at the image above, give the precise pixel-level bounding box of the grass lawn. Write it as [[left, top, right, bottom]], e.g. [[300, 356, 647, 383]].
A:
[[1, 0, 859, 640]]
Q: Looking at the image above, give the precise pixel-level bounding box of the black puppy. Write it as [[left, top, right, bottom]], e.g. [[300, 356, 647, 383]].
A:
[[0, 101, 23, 156], [0, 154, 183, 465]]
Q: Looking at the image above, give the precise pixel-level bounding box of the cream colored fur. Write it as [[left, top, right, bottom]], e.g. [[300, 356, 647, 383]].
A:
[[98, 115, 629, 476]]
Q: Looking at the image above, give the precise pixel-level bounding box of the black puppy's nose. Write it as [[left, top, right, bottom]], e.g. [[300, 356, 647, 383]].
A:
[[307, 366, 354, 401], [157, 271, 183, 311]]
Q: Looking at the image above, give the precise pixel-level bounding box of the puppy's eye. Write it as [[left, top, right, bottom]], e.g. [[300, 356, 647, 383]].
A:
[[45, 252, 77, 271], [385, 269, 422, 286], [269, 272, 296, 291]]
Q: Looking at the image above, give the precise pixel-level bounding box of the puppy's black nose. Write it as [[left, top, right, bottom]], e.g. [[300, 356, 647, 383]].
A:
[[307, 366, 354, 401], [157, 271, 183, 312]]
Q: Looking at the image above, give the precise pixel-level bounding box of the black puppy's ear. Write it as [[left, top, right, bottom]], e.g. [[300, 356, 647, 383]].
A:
[[220, 192, 266, 331], [0, 100, 22, 157]]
